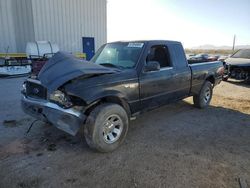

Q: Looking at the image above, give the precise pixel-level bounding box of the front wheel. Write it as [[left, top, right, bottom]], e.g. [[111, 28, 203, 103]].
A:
[[193, 81, 213, 109], [84, 103, 129, 152]]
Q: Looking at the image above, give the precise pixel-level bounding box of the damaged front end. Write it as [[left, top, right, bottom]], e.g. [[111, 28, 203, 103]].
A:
[[224, 50, 250, 81], [21, 52, 115, 135], [21, 85, 85, 135], [224, 64, 250, 81]]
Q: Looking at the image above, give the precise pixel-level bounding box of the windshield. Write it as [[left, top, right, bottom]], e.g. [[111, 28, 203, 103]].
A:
[[91, 42, 144, 68], [232, 49, 250, 59]]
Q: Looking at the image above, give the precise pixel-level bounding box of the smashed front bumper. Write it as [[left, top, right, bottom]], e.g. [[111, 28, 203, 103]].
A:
[[21, 95, 86, 136]]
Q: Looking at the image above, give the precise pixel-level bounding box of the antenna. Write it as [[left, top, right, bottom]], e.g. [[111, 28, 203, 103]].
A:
[[232, 35, 236, 51]]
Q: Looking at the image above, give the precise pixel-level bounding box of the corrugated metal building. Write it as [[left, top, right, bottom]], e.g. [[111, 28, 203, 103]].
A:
[[0, 0, 107, 53]]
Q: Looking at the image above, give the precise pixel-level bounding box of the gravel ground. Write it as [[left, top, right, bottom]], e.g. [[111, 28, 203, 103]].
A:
[[0, 77, 249, 188]]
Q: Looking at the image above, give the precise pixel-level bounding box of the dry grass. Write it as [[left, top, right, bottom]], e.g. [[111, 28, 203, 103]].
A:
[[211, 95, 250, 114], [184, 92, 250, 115]]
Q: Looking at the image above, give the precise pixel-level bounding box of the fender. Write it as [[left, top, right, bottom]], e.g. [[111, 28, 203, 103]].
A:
[[191, 73, 215, 95], [64, 78, 139, 116], [85, 93, 132, 117], [83, 89, 129, 105], [71, 89, 132, 117]]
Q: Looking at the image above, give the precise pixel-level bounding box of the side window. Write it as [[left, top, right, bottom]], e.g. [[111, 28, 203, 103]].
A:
[[146, 45, 171, 68]]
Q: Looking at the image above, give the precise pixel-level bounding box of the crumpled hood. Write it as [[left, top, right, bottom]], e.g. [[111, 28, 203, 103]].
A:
[[225, 57, 250, 66], [38, 51, 115, 93]]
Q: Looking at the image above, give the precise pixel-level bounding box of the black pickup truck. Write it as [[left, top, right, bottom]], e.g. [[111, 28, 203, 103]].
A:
[[22, 40, 224, 152]]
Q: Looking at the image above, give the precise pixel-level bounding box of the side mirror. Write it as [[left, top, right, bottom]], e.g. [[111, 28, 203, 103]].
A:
[[144, 61, 160, 72]]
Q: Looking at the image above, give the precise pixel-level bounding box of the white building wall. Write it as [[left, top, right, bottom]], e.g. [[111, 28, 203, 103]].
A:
[[0, 0, 17, 52], [12, 0, 35, 52], [0, 0, 107, 53], [31, 0, 107, 52]]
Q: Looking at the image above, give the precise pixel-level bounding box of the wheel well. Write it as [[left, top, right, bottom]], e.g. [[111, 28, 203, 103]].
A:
[[206, 76, 215, 85], [85, 96, 131, 117]]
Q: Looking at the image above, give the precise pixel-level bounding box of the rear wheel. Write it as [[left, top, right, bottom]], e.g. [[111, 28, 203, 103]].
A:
[[84, 103, 129, 152], [193, 81, 213, 109]]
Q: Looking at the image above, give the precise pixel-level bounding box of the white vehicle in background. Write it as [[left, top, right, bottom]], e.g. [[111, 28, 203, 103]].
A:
[[218, 55, 230, 62], [223, 49, 250, 81], [26, 41, 59, 76]]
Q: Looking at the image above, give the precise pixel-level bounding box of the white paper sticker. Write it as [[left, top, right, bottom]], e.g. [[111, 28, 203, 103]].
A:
[[127, 43, 144, 48]]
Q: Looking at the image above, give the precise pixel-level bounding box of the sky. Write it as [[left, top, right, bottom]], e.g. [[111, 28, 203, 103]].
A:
[[107, 0, 250, 48]]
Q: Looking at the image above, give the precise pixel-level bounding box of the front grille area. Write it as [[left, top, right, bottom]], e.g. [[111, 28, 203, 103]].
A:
[[26, 81, 47, 99], [224, 64, 230, 74]]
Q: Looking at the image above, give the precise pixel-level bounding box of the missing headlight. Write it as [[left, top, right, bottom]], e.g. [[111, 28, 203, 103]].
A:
[[50, 90, 73, 108]]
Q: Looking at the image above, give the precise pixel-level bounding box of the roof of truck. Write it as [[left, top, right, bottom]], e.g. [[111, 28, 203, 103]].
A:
[[109, 40, 182, 45]]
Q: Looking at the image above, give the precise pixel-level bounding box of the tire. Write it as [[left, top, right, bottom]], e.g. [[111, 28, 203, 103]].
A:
[[84, 103, 129, 152], [193, 81, 213, 109]]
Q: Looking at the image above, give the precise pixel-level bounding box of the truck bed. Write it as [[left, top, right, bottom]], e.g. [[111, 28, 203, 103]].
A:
[[189, 61, 223, 94]]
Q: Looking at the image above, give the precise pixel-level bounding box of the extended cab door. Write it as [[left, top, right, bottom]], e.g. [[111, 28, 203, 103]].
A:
[[167, 43, 192, 98], [139, 42, 191, 109]]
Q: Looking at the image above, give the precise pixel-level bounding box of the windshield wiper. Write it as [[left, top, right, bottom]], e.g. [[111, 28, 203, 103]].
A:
[[99, 63, 124, 69]]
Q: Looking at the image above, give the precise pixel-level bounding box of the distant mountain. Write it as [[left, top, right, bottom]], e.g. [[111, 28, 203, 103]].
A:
[[191, 44, 250, 50]]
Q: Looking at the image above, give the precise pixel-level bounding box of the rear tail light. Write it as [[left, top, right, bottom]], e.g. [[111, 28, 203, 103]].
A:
[[217, 67, 225, 75]]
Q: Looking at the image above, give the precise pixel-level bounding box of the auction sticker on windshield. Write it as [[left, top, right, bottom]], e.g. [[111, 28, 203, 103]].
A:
[[127, 43, 144, 48]]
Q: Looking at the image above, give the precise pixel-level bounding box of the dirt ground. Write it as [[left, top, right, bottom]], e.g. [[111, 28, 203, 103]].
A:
[[0, 77, 249, 188]]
